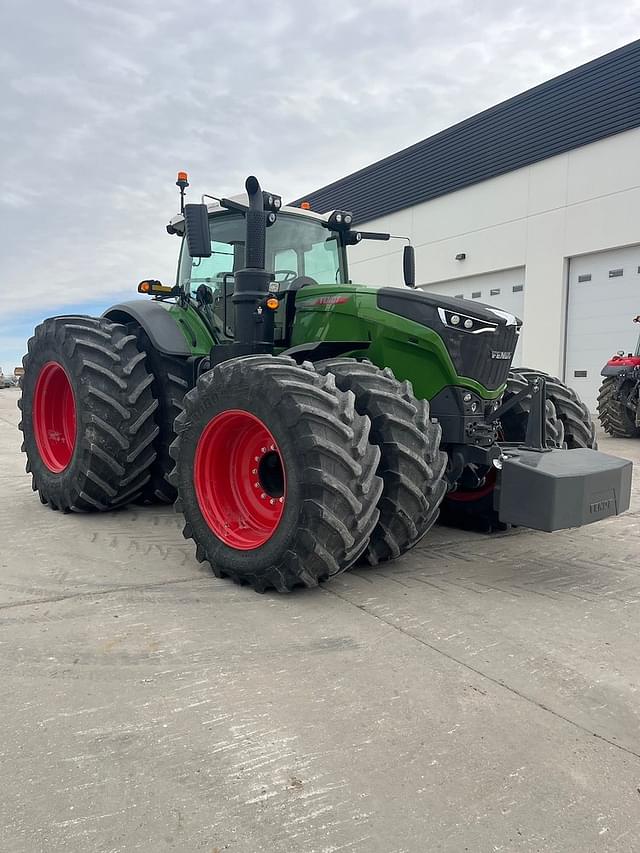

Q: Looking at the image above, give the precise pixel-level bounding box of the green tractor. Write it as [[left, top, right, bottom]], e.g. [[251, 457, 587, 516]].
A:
[[18, 173, 631, 591]]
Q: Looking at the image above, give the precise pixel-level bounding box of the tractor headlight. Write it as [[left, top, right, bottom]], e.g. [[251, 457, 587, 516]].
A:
[[437, 307, 498, 335], [327, 210, 354, 231], [262, 191, 282, 212]]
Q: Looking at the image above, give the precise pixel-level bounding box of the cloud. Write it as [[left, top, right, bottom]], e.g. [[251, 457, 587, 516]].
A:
[[1, 0, 639, 371]]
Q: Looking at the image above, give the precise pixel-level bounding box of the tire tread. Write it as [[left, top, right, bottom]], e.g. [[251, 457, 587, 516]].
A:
[[19, 316, 158, 511], [315, 358, 447, 566], [171, 356, 383, 591]]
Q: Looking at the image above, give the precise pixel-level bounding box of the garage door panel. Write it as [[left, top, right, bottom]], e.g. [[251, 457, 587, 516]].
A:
[[565, 245, 640, 411], [422, 267, 525, 364]]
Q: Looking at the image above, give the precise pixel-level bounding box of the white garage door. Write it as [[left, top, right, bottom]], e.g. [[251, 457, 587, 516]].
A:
[[565, 245, 640, 412], [421, 267, 525, 363]]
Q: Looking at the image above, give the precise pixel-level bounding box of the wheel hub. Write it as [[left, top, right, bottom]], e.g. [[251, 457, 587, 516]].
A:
[[194, 409, 286, 550], [32, 361, 77, 473]]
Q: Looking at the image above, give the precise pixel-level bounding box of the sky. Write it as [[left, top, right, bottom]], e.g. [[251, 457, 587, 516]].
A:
[[1, 0, 639, 373]]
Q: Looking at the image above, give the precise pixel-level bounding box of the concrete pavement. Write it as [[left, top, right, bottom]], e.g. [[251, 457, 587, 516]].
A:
[[1, 386, 639, 852]]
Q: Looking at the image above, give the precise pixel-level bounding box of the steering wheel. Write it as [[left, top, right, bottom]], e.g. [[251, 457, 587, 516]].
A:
[[288, 276, 318, 290], [274, 270, 299, 283]]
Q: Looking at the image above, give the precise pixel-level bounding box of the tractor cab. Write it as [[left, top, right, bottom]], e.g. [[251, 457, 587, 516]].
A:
[[601, 315, 640, 377], [169, 197, 350, 345]]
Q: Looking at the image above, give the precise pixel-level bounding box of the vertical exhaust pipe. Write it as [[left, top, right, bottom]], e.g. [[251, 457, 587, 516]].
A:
[[231, 176, 274, 351]]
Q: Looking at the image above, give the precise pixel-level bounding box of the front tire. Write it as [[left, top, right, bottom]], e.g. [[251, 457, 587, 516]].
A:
[[515, 368, 596, 448], [170, 356, 383, 592], [439, 369, 564, 531], [597, 376, 640, 438], [19, 316, 159, 511], [315, 359, 447, 565]]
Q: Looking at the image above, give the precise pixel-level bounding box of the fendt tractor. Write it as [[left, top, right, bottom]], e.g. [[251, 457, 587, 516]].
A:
[[19, 173, 632, 592], [598, 316, 640, 438]]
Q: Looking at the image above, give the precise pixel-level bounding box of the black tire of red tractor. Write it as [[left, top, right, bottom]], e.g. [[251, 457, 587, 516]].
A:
[[515, 367, 597, 448], [169, 355, 384, 592], [135, 329, 192, 504], [597, 377, 640, 438], [438, 369, 564, 531], [18, 316, 159, 511], [315, 358, 448, 566]]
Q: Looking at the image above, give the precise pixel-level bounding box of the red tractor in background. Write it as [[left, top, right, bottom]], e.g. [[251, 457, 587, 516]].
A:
[[598, 316, 640, 438]]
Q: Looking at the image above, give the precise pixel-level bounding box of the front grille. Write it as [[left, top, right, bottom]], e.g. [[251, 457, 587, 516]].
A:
[[446, 324, 518, 390], [375, 288, 520, 391]]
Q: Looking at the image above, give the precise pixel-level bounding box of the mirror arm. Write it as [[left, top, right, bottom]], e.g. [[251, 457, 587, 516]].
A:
[[358, 231, 391, 241]]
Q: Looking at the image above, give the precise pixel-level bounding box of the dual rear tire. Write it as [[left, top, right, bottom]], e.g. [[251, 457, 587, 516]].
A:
[[19, 317, 159, 511]]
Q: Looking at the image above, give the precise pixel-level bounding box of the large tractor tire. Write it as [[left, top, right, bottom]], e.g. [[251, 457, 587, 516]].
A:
[[597, 377, 640, 438], [315, 359, 447, 566], [169, 356, 383, 592], [135, 330, 192, 504], [515, 368, 597, 449], [18, 316, 159, 511], [497, 370, 566, 448], [439, 369, 564, 531]]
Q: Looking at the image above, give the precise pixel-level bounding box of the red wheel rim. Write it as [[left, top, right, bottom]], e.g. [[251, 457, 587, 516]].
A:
[[32, 361, 77, 473], [194, 410, 286, 550]]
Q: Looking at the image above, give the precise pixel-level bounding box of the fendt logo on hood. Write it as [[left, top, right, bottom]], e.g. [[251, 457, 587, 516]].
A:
[[490, 350, 512, 360]]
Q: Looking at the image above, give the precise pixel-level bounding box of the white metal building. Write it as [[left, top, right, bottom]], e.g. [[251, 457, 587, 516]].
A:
[[295, 41, 640, 411]]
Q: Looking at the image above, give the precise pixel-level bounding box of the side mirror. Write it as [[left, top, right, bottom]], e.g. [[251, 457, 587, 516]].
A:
[[403, 244, 416, 288], [184, 203, 211, 258]]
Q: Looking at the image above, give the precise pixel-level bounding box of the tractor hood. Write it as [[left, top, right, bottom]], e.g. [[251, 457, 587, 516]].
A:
[[377, 287, 522, 391], [377, 288, 521, 329]]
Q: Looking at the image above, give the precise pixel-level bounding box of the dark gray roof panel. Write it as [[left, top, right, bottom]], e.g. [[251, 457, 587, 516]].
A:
[[292, 41, 640, 224]]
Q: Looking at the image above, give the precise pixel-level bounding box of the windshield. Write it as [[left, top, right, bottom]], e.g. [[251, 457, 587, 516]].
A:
[[177, 212, 346, 299]]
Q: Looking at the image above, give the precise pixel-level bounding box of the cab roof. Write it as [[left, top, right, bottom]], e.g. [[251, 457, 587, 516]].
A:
[[168, 192, 329, 236]]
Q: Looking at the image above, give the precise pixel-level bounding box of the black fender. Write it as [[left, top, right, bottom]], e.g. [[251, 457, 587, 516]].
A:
[[103, 301, 190, 357], [281, 340, 370, 363]]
